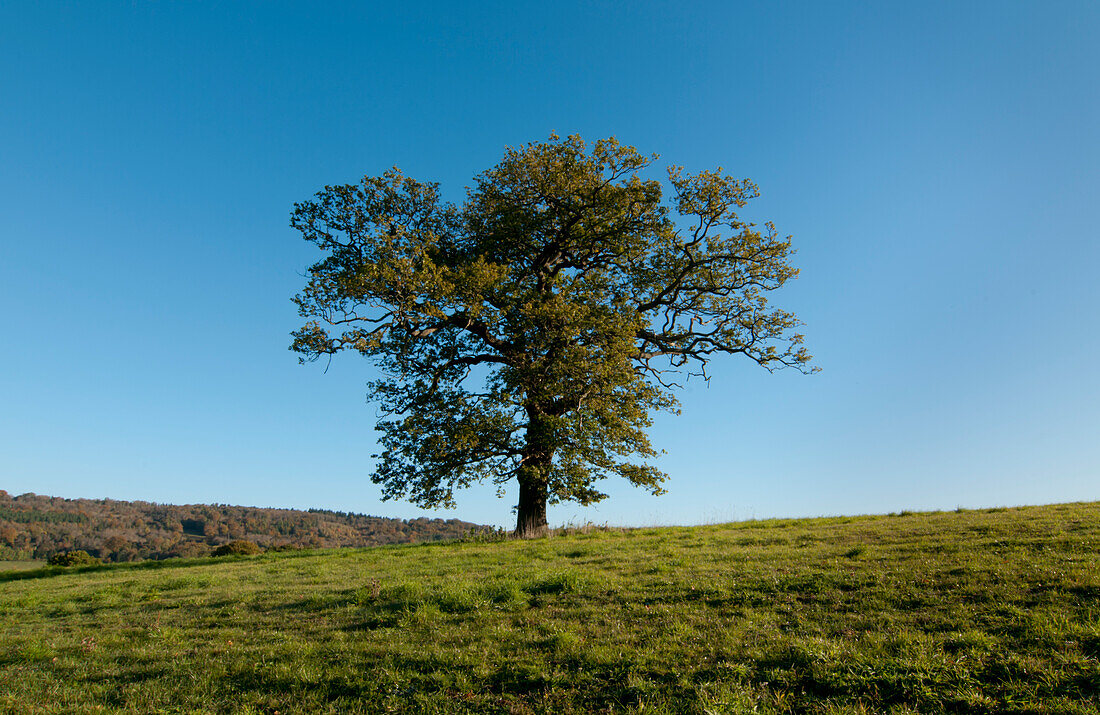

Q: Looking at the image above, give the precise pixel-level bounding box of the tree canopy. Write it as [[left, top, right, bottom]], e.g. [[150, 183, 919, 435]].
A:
[[291, 135, 814, 536]]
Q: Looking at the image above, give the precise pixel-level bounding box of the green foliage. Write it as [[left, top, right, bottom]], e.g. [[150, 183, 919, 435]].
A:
[[459, 525, 508, 543], [0, 503, 1098, 711], [46, 550, 101, 567], [211, 540, 263, 557], [292, 135, 814, 533], [0, 507, 89, 524]]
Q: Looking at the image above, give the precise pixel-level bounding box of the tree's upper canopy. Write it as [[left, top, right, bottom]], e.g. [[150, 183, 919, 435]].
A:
[[292, 135, 813, 509]]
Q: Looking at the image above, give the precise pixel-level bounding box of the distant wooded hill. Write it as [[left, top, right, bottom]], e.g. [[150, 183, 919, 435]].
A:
[[0, 489, 488, 562]]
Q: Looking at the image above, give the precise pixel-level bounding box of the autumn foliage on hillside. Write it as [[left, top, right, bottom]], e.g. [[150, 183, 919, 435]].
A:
[[0, 490, 485, 562]]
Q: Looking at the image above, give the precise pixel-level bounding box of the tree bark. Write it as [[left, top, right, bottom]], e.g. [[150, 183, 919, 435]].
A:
[[514, 409, 554, 538], [514, 477, 548, 538]]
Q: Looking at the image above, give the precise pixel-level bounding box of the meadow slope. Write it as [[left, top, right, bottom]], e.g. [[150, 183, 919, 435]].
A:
[[2, 503, 1099, 713]]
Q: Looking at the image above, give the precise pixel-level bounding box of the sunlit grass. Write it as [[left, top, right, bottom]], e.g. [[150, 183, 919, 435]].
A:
[[0, 561, 40, 572], [2, 503, 1099, 713]]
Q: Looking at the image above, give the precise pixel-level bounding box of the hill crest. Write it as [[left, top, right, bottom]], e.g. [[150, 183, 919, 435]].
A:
[[0, 489, 486, 562]]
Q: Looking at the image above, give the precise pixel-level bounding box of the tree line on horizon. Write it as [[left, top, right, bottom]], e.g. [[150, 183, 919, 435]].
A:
[[0, 490, 484, 562]]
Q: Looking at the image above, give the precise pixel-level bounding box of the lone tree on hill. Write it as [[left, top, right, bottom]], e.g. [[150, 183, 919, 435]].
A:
[[291, 135, 814, 537]]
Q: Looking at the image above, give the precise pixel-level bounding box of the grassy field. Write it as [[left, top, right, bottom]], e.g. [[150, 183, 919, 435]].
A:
[[0, 561, 42, 572], [1, 503, 1098, 714]]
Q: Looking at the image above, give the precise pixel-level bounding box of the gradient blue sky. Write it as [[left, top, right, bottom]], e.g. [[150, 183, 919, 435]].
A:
[[2, 2, 1097, 528]]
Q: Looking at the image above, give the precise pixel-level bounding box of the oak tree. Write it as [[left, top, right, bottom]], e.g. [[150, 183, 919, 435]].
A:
[[291, 135, 813, 537]]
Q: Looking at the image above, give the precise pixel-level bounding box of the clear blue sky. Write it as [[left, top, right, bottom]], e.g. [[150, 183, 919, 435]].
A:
[[2, 2, 1097, 528]]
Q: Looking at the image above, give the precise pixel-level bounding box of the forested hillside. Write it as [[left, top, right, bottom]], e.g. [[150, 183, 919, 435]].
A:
[[0, 490, 485, 562]]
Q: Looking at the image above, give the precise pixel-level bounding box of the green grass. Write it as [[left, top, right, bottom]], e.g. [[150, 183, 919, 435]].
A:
[[0, 560, 42, 572], [2, 503, 1099, 713]]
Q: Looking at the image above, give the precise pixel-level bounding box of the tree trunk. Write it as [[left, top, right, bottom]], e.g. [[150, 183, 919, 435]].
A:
[[514, 408, 554, 538], [514, 477, 548, 538]]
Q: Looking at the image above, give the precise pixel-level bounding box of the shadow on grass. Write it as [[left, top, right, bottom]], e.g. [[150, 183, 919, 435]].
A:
[[79, 666, 171, 686], [221, 653, 666, 711], [226, 668, 373, 703]]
